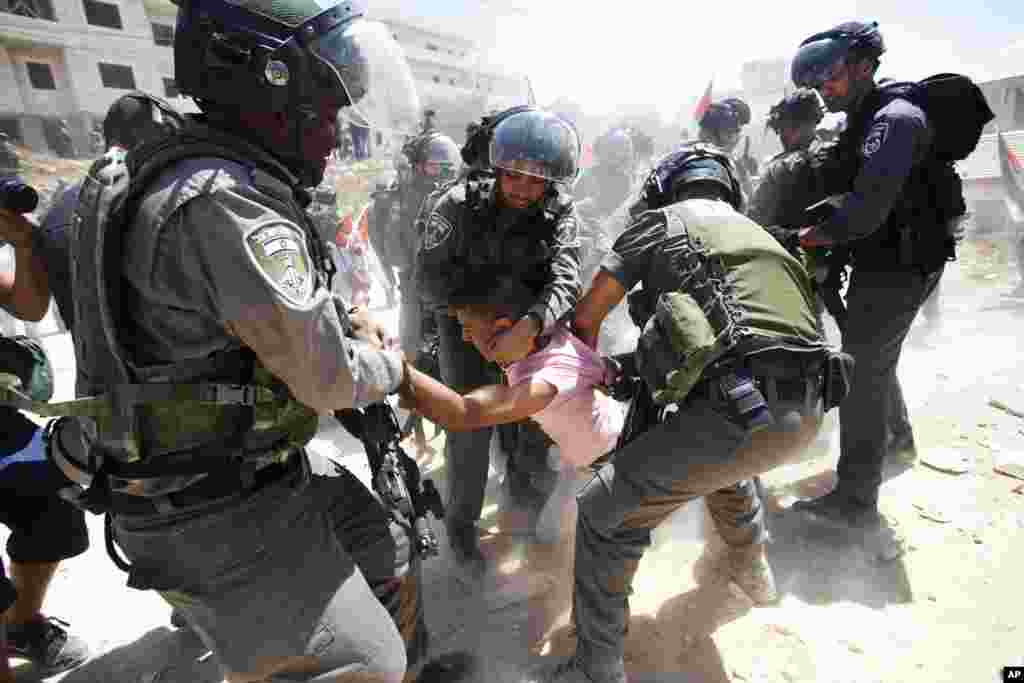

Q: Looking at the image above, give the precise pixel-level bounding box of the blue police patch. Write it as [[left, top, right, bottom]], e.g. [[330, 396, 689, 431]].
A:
[[862, 122, 889, 158], [422, 212, 454, 251]]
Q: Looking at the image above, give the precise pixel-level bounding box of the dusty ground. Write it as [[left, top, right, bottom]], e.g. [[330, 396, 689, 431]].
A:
[[3, 151, 1022, 682]]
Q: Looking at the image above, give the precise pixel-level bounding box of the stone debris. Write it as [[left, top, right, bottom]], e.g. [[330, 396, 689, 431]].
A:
[[988, 398, 1024, 420], [912, 502, 951, 524], [920, 448, 974, 475], [993, 452, 1024, 481]]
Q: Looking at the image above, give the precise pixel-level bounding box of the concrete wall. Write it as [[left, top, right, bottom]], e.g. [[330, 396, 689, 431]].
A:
[[6, 45, 75, 117], [0, 48, 26, 114]]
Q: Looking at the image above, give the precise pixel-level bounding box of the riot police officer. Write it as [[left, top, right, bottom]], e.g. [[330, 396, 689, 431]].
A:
[[698, 98, 756, 202], [527, 145, 827, 683], [575, 128, 635, 220], [748, 88, 828, 245], [791, 21, 957, 528], [371, 131, 461, 356], [749, 87, 918, 461], [573, 128, 636, 289], [416, 107, 582, 576], [44, 0, 436, 680]]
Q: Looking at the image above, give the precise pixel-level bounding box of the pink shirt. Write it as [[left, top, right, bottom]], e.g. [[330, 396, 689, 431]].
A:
[[505, 325, 624, 468]]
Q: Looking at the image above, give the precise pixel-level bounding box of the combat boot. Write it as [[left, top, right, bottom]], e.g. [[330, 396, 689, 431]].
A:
[[447, 523, 488, 582], [886, 430, 917, 465], [522, 651, 626, 683], [792, 488, 881, 530]]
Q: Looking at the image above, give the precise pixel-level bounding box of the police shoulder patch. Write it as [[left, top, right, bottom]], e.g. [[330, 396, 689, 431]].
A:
[[862, 121, 889, 158], [245, 222, 314, 304], [555, 214, 581, 247], [421, 211, 455, 251]]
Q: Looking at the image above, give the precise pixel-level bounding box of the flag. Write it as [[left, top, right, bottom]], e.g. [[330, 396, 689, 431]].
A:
[[525, 75, 537, 107], [999, 130, 1024, 223], [693, 80, 713, 122]]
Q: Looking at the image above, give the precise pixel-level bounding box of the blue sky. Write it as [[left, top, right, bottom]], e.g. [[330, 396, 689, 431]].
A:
[[381, 0, 1024, 120]]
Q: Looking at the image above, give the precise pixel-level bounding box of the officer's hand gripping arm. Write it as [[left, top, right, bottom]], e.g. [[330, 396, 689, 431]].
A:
[[574, 269, 627, 349], [526, 212, 583, 333]]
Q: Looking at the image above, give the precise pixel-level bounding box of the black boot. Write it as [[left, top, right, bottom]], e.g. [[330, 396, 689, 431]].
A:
[[792, 488, 881, 529]]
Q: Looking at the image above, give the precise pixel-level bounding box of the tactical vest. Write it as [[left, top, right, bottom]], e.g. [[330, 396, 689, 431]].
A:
[[837, 86, 965, 271], [19, 123, 327, 495], [452, 173, 573, 298], [631, 199, 822, 404]]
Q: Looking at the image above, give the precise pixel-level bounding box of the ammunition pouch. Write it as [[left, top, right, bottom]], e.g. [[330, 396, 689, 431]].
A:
[[636, 291, 727, 406], [821, 349, 855, 413]]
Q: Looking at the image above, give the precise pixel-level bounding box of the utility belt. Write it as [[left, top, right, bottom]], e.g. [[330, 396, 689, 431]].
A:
[[46, 418, 306, 518], [695, 346, 852, 420], [852, 219, 955, 273], [104, 451, 306, 518]]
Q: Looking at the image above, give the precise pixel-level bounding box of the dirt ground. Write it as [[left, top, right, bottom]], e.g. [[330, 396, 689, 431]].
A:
[[3, 151, 1022, 682]]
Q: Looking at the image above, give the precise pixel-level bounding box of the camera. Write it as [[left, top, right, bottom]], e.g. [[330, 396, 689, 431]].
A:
[[0, 176, 40, 214]]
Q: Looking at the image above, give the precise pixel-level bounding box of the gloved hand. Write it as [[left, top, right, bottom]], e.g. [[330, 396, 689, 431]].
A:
[[603, 353, 639, 402]]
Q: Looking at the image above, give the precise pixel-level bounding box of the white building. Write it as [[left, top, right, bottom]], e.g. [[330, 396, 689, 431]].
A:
[[0, 0, 529, 155], [0, 0, 186, 154]]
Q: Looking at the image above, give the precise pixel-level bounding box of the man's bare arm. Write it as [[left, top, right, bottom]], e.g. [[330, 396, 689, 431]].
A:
[[398, 363, 555, 432], [0, 209, 51, 322]]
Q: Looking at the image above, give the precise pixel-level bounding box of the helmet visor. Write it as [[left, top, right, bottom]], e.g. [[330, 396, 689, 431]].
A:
[[489, 111, 581, 184], [791, 38, 848, 88], [310, 19, 420, 134]]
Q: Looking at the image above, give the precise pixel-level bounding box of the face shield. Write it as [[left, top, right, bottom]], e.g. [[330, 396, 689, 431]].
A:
[[791, 38, 849, 89], [489, 111, 580, 185], [309, 19, 420, 135]]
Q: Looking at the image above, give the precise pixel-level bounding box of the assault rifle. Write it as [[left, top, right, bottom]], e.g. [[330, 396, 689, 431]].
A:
[[335, 402, 445, 559]]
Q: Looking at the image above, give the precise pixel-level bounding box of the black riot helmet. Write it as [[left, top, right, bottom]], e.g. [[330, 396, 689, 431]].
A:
[[792, 21, 885, 89], [631, 143, 743, 214], [699, 99, 748, 152], [721, 98, 752, 126], [402, 131, 462, 181], [487, 108, 581, 185], [173, 0, 419, 183], [767, 89, 824, 132], [102, 92, 183, 151]]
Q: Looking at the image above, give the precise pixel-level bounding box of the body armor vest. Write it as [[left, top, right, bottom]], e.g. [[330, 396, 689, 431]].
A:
[[838, 86, 964, 271], [631, 199, 822, 404], [453, 173, 572, 298], [58, 122, 326, 490]]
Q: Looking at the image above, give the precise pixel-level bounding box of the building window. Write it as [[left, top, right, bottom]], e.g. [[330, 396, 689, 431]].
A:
[[152, 22, 174, 46], [98, 62, 135, 89], [162, 77, 179, 98], [83, 0, 122, 28], [25, 62, 57, 90], [1, 0, 56, 20], [426, 43, 439, 52], [432, 76, 440, 84]]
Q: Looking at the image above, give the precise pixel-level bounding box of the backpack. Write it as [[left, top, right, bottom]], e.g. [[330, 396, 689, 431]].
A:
[[885, 74, 995, 162]]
